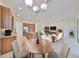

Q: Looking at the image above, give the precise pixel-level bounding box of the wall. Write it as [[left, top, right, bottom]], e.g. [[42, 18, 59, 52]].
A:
[[36, 18, 77, 39], [75, 12, 79, 42], [15, 18, 64, 35], [0, 0, 4, 6], [15, 20, 37, 36], [34, 17, 76, 39], [15, 17, 76, 38], [63, 17, 76, 38], [76, 18, 79, 42], [0, 0, 8, 7], [36, 19, 64, 32]]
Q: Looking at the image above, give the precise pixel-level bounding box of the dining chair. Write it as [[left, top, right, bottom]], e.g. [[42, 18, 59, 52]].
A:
[[67, 49, 79, 58], [30, 53, 43, 58], [12, 40, 28, 58], [48, 51, 59, 58], [59, 43, 70, 58], [48, 43, 70, 58], [67, 44, 79, 58]]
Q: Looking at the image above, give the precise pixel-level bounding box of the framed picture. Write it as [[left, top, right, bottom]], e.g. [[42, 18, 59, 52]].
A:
[[23, 26, 29, 36], [23, 23, 35, 36], [23, 27, 28, 33]]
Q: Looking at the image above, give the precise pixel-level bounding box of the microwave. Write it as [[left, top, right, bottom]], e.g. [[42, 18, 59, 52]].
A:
[[5, 30, 12, 36]]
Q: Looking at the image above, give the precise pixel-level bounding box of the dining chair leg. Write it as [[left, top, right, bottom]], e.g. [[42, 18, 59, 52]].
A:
[[29, 53, 32, 58], [66, 48, 70, 58], [29, 53, 34, 58], [13, 52, 15, 58], [42, 53, 45, 58], [31, 53, 34, 58]]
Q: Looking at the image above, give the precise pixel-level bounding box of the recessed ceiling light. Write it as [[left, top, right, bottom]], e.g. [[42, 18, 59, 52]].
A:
[[18, 7, 22, 10]]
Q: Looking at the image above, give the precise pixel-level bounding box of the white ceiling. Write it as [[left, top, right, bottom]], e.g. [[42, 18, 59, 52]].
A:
[[2, 0, 79, 22]]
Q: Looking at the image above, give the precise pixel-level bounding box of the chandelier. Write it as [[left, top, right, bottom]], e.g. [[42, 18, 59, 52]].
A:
[[25, 0, 53, 14]]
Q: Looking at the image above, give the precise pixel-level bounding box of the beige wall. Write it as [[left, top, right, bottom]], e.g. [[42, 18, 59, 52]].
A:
[[0, 0, 4, 6], [0, 0, 9, 7], [64, 17, 76, 38], [15, 17, 76, 39], [15, 20, 37, 36], [36, 19, 64, 32], [15, 19, 64, 35]]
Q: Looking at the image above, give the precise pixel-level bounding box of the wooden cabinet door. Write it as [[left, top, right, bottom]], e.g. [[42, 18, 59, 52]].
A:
[[1, 38, 8, 54], [1, 37, 16, 54], [0, 38, 1, 54], [0, 6, 1, 54], [1, 7, 12, 30], [8, 8, 13, 30], [0, 6, 1, 28], [1, 7, 9, 29]]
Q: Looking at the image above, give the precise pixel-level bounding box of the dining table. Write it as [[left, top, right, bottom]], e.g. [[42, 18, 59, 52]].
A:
[[25, 37, 54, 58]]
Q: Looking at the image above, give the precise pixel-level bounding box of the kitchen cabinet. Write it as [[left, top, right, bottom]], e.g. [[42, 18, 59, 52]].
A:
[[0, 6, 13, 30], [1, 36, 16, 54], [0, 6, 1, 28], [0, 6, 15, 55], [0, 38, 1, 55]]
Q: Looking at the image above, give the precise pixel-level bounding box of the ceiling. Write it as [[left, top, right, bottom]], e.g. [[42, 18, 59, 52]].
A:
[[2, 0, 79, 22]]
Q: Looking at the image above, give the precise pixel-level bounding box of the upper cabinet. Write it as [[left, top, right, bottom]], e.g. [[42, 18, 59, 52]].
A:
[[0, 7, 1, 28], [0, 6, 13, 30]]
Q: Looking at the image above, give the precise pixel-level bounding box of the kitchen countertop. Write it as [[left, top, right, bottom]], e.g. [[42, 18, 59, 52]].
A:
[[0, 34, 16, 38]]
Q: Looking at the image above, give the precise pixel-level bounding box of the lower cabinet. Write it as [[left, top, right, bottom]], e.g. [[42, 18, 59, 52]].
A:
[[0, 38, 1, 55], [1, 36, 16, 54]]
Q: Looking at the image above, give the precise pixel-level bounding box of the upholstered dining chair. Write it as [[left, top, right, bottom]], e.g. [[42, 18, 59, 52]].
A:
[[12, 40, 28, 58], [48, 51, 59, 58], [50, 42, 70, 58], [59, 43, 70, 58]]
